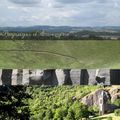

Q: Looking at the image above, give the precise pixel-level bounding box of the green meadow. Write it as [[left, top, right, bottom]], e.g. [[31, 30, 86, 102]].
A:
[[0, 40, 119, 69]]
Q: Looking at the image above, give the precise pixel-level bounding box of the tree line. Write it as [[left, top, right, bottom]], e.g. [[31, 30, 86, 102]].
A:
[[0, 30, 120, 40]]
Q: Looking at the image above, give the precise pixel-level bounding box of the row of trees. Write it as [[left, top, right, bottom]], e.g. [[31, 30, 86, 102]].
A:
[[0, 31, 119, 40]]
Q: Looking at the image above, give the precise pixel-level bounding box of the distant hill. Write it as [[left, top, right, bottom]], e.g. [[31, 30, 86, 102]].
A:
[[0, 25, 120, 33]]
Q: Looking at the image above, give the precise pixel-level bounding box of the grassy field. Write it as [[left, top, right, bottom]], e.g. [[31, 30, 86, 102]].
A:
[[0, 40, 120, 68]]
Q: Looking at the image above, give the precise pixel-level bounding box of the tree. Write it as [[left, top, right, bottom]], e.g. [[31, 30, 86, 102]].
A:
[[71, 101, 89, 120], [0, 86, 32, 120]]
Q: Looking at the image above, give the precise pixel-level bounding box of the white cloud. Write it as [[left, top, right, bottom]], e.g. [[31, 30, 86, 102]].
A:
[[0, 0, 120, 26], [7, 6, 18, 10]]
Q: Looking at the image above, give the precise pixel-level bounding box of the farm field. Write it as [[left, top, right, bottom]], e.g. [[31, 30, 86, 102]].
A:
[[0, 40, 120, 69]]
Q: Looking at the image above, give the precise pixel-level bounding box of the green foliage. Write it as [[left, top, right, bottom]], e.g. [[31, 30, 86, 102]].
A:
[[88, 106, 99, 116], [54, 106, 67, 120], [27, 86, 100, 119], [113, 99, 120, 107], [107, 117, 112, 120], [0, 86, 31, 120], [65, 108, 75, 120], [71, 101, 89, 119], [114, 109, 120, 116], [0, 86, 102, 119]]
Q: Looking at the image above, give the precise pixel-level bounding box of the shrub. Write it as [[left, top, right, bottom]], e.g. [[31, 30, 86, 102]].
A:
[[71, 101, 89, 119], [65, 107, 75, 120], [114, 109, 120, 116], [54, 106, 68, 119], [113, 99, 120, 106], [43, 109, 53, 120], [107, 117, 112, 120], [88, 106, 99, 116], [27, 86, 100, 119]]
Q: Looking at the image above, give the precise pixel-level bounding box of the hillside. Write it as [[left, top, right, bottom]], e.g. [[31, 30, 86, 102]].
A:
[[0, 85, 119, 119], [0, 40, 120, 68], [0, 26, 120, 32], [26, 86, 120, 119]]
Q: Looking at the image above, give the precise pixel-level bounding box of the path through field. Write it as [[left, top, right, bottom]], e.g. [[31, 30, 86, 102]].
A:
[[0, 40, 119, 68]]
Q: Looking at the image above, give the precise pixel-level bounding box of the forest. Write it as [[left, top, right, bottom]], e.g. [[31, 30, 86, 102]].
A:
[[0, 86, 120, 120]]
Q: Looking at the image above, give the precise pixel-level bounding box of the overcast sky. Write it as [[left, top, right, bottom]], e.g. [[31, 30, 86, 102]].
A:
[[0, 0, 120, 27]]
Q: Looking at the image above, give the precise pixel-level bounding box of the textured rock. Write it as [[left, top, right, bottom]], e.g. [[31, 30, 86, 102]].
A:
[[1, 69, 12, 85], [11, 69, 18, 85], [81, 89, 110, 106], [81, 89, 111, 114], [96, 69, 110, 85], [17, 69, 23, 85], [63, 69, 72, 85], [111, 93, 120, 102], [29, 70, 44, 85], [43, 69, 58, 85], [0, 69, 119, 85], [80, 69, 89, 85], [70, 69, 81, 85], [87, 69, 97, 85], [110, 70, 120, 85], [55, 69, 65, 85], [0, 69, 2, 85], [22, 69, 29, 85], [109, 87, 120, 102]]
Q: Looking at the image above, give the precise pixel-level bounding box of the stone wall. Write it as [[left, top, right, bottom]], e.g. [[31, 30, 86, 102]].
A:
[[0, 69, 120, 85]]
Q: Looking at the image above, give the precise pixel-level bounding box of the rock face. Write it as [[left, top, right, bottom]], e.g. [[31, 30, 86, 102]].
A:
[[81, 89, 111, 114], [70, 69, 81, 85], [110, 70, 120, 85], [29, 70, 44, 85], [1, 69, 12, 85], [0, 69, 120, 85], [81, 87, 120, 114], [96, 69, 110, 85], [109, 87, 120, 102]]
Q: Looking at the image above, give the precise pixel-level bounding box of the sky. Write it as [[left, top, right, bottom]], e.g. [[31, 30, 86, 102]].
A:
[[0, 0, 120, 27]]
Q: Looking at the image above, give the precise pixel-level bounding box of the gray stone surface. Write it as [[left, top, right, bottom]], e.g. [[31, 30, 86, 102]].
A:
[[22, 69, 29, 85], [80, 69, 89, 85], [1, 69, 12, 85], [109, 87, 120, 102], [17, 69, 23, 85], [11, 69, 18, 85], [110, 70, 120, 85], [96, 69, 110, 85], [0, 69, 119, 85], [55, 69, 65, 85], [87, 69, 97, 85], [43, 69, 58, 85], [81, 89, 111, 114], [70, 69, 81, 85], [29, 70, 44, 85], [0, 69, 2, 85]]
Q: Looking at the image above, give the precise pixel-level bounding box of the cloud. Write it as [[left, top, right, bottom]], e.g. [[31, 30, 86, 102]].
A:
[[0, 0, 120, 27], [55, 0, 108, 4], [55, 0, 90, 4], [8, 0, 41, 5], [7, 6, 18, 10]]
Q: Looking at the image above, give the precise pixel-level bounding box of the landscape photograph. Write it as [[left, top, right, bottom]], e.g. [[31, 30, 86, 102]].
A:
[[0, 0, 120, 120]]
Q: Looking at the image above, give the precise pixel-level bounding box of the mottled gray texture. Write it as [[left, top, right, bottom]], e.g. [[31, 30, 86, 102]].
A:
[[0, 69, 119, 85], [70, 69, 81, 85]]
